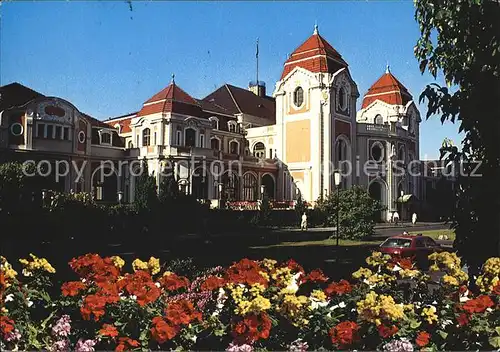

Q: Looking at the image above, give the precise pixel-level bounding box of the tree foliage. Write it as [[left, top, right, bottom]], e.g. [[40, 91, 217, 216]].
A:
[[316, 186, 385, 239], [0, 162, 39, 214], [134, 158, 158, 212], [414, 0, 500, 262]]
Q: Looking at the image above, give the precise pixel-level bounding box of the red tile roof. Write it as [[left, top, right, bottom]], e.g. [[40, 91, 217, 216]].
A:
[[0, 82, 44, 111], [361, 70, 413, 109], [280, 31, 348, 80], [138, 82, 204, 117]]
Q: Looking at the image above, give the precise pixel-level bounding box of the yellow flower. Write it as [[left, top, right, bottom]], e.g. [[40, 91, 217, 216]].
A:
[[272, 267, 294, 286], [399, 269, 420, 279], [249, 284, 266, 297], [310, 289, 327, 302], [366, 251, 392, 267], [1, 307, 8, 314], [147, 257, 160, 275], [132, 258, 148, 272], [278, 294, 309, 326], [352, 267, 373, 280], [18, 254, 55, 275], [357, 291, 405, 325], [421, 305, 438, 324], [442, 274, 459, 286], [110, 256, 125, 269], [1, 256, 18, 287], [262, 258, 277, 271], [250, 295, 271, 312]]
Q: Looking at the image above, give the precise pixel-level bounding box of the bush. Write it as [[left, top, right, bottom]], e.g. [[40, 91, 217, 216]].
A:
[[316, 186, 385, 239]]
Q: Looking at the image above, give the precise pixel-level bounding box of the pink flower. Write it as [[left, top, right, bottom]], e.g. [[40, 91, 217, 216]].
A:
[[226, 342, 254, 352], [5, 329, 21, 342], [52, 315, 71, 338], [75, 339, 96, 352]]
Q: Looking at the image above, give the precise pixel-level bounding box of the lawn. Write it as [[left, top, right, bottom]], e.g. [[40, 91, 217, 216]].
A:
[[251, 238, 380, 249], [404, 229, 456, 241]]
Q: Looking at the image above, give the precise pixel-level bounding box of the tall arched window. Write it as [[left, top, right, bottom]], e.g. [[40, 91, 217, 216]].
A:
[[142, 128, 151, 147], [242, 173, 258, 201], [211, 137, 220, 150], [185, 128, 196, 147], [374, 114, 384, 125], [230, 141, 239, 155], [253, 142, 266, 158]]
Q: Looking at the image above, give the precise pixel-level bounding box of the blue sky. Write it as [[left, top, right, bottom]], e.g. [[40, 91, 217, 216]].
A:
[[1, 1, 462, 159]]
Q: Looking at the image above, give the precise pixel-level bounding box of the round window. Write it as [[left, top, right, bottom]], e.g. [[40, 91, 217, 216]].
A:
[[293, 87, 304, 107], [371, 142, 384, 162], [78, 131, 86, 143], [10, 123, 23, 136]]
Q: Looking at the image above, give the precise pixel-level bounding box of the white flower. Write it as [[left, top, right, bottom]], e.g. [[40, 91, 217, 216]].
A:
[[432, 300, 438, 305], [392, 264, 402, 272], [190, 335, 197, 343], [486, 308, 493, 313], [155, 282, 161, 288], [5, 294, 14, 302], [441, 319, 453, 328], [27, 299, 33, 308], [460, 296, 470, 303], [130, 295, 137, 301], [285, 272, 302, 294], [339, 301, 346, 308]]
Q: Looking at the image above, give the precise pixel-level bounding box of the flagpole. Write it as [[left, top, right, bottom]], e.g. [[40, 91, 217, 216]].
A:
[[256, 38, 259, 87]]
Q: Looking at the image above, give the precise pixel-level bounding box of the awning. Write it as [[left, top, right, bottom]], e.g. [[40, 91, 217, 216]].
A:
[[397, 194, 414, 203]]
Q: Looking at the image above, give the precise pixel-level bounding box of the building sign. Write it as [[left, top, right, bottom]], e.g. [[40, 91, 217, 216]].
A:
[[34, 101, 73, 125]]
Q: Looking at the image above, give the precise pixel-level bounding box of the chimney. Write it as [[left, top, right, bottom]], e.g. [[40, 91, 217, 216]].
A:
[[249, 81, 266, 97]]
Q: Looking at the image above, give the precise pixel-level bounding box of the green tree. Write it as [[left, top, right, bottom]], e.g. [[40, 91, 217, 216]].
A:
[[158, 174, 179, 204], [0, 161, 38, 214], [415, 0, 500, 262], [134, 158, 158, 212], [316, 186, 385, 239]]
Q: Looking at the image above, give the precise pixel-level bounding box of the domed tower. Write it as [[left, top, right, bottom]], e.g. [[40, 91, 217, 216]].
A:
[[356, 66, 421, 221], [273, 25, 359, 203]]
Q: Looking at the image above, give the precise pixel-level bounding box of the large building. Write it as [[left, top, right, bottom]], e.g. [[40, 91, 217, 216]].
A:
[[0, 26, 425, 220]]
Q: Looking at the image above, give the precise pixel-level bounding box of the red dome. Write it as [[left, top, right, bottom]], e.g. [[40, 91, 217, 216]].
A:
[[361, 69, 412, 109]]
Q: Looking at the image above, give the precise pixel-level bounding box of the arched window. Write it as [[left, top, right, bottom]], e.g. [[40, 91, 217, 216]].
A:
[[230, 140, 239, 155], [338, 86, 348, 112], [221, 172, 240, 201], [243, 173, 258, 201], [210, 137, 220, 150], [253, 142, 266, 158], [371, 141, 384, 162], [209, 117, 219, 130], [293, 87, 304, 107], [374, 114, 384, 125], [228, 121, 237, 133], [127, 140, 133, 148], [398, 145, 405, 163], [142, 128, 151, 147], [185, 128, 196, 147]]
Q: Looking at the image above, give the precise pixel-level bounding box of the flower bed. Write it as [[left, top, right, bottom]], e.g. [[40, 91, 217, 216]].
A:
[[1, 252, 499, 351]]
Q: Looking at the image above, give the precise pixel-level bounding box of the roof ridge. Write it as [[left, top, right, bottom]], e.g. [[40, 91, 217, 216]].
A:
[[225, 84, 242, 114]]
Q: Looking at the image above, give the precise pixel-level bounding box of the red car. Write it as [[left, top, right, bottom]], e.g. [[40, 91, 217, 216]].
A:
[[378, 235, 443, 269]]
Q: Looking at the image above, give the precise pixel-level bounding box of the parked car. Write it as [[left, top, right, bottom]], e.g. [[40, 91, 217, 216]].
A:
[[378, 235, 443, 269]]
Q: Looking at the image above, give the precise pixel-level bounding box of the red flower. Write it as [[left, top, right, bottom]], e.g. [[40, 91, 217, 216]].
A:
[[115, 337, 140, 352], [284, 259, 305, 274], [200, 276, 225, 291], [80, 294, 107, 321], [120, 271, 161, 306], [457, 313, 469, 327], [159, 273, 190, 291], [493, 282, 500, 295], [99, 323, 119, 338], [329, 321, 360, 348], [304, 269, 329, 283], [150, 317, 179, 344], [0, 316, 15, 338], [165, 299, 202, 326], [377, 324, 398, 338], [416, 331, 431, 347], [61, 281, 87, 297], [462, 295, 494, 314], [231, 312, 272, 344], [225, 259, 268, 287], [459, 285, 468, 294], [325, 280, 352, 296], [69, 254, 120, 284]]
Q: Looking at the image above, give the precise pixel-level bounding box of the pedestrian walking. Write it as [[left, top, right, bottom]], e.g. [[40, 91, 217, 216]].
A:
[[393, 211, 400, 226], [412, 212, 417, 226], [300, 212, 308, 231]]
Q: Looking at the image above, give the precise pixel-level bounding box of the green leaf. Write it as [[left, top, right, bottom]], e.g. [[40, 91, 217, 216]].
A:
[[489, 336, 500, 349], [410, 320, 422, 329], [496, 327, 500, 336], [438, 330, 448, 340]]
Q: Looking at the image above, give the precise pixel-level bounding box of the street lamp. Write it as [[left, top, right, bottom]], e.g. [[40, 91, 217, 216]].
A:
[[260, 185, 265, 200], [117, 191, 123, 205], [334, 171, 342, 247], [400, 189, 404, 224], [218, 183, 223, 209]]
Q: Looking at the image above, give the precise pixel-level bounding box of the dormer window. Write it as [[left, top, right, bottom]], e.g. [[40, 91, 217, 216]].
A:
[[209, 117, 219, 130], [99, 130, 112, 145], [142, 128, 151, 147], [374, 114, 384, 125], [293, 87, 304, 107], [228, 121, 237, 133]]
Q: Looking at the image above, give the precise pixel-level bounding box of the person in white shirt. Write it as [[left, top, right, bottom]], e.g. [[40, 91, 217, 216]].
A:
[[393, 211, 400, 225], [301, 212, 308, 231], [412, 212, 417, 225]]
